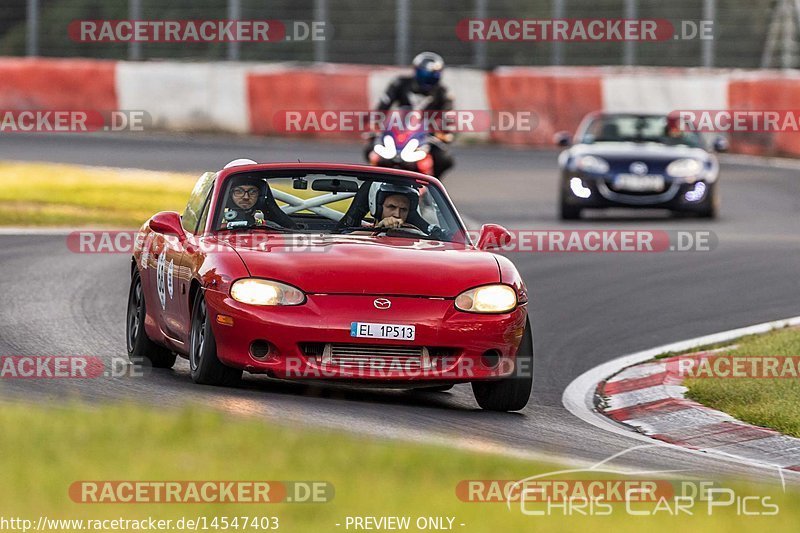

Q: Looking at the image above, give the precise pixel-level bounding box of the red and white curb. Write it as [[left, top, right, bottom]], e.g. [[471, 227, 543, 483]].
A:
[[563, 316, 800, 476], [599, 350, 800, 472]]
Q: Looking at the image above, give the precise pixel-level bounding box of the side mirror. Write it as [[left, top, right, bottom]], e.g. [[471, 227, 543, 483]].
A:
[[554, 131, 571, 147], [713, 136, 729, 153], [149, 211, 185, 239], [477, 224, 513, 251]]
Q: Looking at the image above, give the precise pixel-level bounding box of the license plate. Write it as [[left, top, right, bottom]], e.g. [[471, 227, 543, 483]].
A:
[[350, 322, 415, 341], [614, 174, 665, 192]]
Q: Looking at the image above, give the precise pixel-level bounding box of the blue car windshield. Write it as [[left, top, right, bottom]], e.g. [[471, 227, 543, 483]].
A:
[[581, 115, 703, 148]]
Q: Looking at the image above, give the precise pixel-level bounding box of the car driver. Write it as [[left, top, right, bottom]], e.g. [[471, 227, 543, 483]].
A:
[[370, 183, 420, 230]]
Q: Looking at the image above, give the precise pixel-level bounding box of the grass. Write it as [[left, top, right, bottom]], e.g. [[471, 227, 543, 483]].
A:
[[0, 161, 353, 227], [680, 326, 800, 438], [0, 161, 197, 227], [0, 401, 799, 532]]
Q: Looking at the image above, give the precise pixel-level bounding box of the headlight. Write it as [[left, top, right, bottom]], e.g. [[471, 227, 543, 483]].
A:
[[569, 177, 592, 198], [455, 284, 518, 314], [400, 138, 429, 163], [373, 135, 397, 159], [230, 279, 305, 306], [666, 158, 703, 179], [575, 155, 610, 174]]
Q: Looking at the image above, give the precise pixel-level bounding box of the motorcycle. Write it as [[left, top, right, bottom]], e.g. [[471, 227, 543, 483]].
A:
[[366, 118, 451, 178]]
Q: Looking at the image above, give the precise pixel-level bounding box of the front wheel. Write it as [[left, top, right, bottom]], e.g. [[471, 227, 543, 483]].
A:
[[560, 202, 582, 220], [126, 270, 176, 369], [189, 292, 242, 387], [472, 318, 534, 412], [559, 188, 581, 220], [696, 183, 718, 219]]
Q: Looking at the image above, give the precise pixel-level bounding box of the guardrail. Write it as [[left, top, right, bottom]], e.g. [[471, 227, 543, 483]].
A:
[[1, 58, 798, 156]]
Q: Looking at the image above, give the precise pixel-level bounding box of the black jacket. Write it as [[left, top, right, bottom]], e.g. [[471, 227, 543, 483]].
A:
[[377, 76, 453, 113]]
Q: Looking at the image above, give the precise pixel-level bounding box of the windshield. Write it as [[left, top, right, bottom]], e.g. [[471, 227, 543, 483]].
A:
[[580, 115, 703, 148], [212, 172, 466, 243]]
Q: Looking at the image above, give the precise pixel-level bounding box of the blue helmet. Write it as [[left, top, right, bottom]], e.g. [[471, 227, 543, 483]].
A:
[[413, 52, 444, 92]]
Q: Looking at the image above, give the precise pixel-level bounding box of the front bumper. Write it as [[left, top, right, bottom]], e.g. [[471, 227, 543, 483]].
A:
[[204, 290, 528, 383], [562, 171, 713, 212]]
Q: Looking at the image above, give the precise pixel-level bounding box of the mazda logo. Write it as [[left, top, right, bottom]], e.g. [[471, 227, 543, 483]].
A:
[[373, 298, 392, 310], [629, 161, 648, 175]]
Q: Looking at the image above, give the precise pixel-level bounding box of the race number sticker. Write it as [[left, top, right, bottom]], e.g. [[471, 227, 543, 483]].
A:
[[167, 259, 174, 299], [156, 252, 167, 310]]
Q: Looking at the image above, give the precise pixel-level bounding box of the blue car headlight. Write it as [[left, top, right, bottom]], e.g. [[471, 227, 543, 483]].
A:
[[575, 155, 610, 174], [666, 158, 704, 181]]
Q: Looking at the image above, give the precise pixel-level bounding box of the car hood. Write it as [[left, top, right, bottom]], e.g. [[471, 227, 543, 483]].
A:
[[568, 142, 711, 163], [220, 233, 500, 297]]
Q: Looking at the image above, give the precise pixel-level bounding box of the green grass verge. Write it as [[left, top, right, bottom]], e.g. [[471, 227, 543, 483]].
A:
[[0, 161, 196, 227], [681, 326, 800, 438], [0, 401, 798, 532], [0, 161, 353, 228]]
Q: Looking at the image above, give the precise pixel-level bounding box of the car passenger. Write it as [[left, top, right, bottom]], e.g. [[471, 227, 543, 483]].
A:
[[221, 177, 267, 228]]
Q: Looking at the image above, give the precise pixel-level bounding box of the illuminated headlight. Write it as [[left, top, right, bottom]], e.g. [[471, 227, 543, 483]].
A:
[[230, 279, 305, 306], [684, 181, 707, 202], [570, 177, 592, 199], [667, 158, 703, 180], [455, 285, 518, 314], [373, 135, 397, 159], [400, 138, 428, 163], [575, 155, 609, 174]]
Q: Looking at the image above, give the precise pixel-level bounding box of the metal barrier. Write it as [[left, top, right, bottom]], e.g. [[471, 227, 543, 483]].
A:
[[0, 0, 786, 68]]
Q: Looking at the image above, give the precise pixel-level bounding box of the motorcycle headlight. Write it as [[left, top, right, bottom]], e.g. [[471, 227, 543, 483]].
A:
[[230, 279, 305, 306], [666, 158, 704, 180], [455, 284, 518, 314], [373, 135, 397, 159], [575, 155, 610, 174], [400, 138, 429, 163]]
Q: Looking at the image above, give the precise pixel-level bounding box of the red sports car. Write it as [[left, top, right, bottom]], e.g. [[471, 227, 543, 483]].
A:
[[126, 161, 533, 411]]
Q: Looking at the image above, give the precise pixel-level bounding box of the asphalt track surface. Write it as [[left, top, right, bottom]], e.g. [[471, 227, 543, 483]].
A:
[[1, 133, 799, 483]]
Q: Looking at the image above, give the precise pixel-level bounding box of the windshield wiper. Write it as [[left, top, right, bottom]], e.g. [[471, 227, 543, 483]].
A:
[[335, 226, 439, 240], [334, 225, 372, 234], [374, 227, 437, 240]]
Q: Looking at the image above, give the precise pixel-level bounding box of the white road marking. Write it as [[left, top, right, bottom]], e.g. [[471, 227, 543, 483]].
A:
[[562, 315, 800, 476]]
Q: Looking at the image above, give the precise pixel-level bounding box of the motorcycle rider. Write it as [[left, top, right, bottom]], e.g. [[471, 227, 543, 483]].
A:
[[368, 51, 455, 178]]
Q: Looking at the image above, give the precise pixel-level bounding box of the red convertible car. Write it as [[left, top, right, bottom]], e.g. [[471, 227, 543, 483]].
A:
[[126, 161, 533, 411]]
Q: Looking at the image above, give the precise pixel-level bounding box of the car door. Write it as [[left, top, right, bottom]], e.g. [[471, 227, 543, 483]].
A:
[[151, 172, 215, 345], [171, 173, 217, 345]]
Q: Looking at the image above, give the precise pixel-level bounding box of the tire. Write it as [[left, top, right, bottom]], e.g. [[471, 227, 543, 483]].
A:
[[559, 188, 581, 220], [472, 318, 534, 412], [560, 202, 581, 220], [696, 185, 718, 219], [126, 270, 176, 369], [189, 291, 242, 387]]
